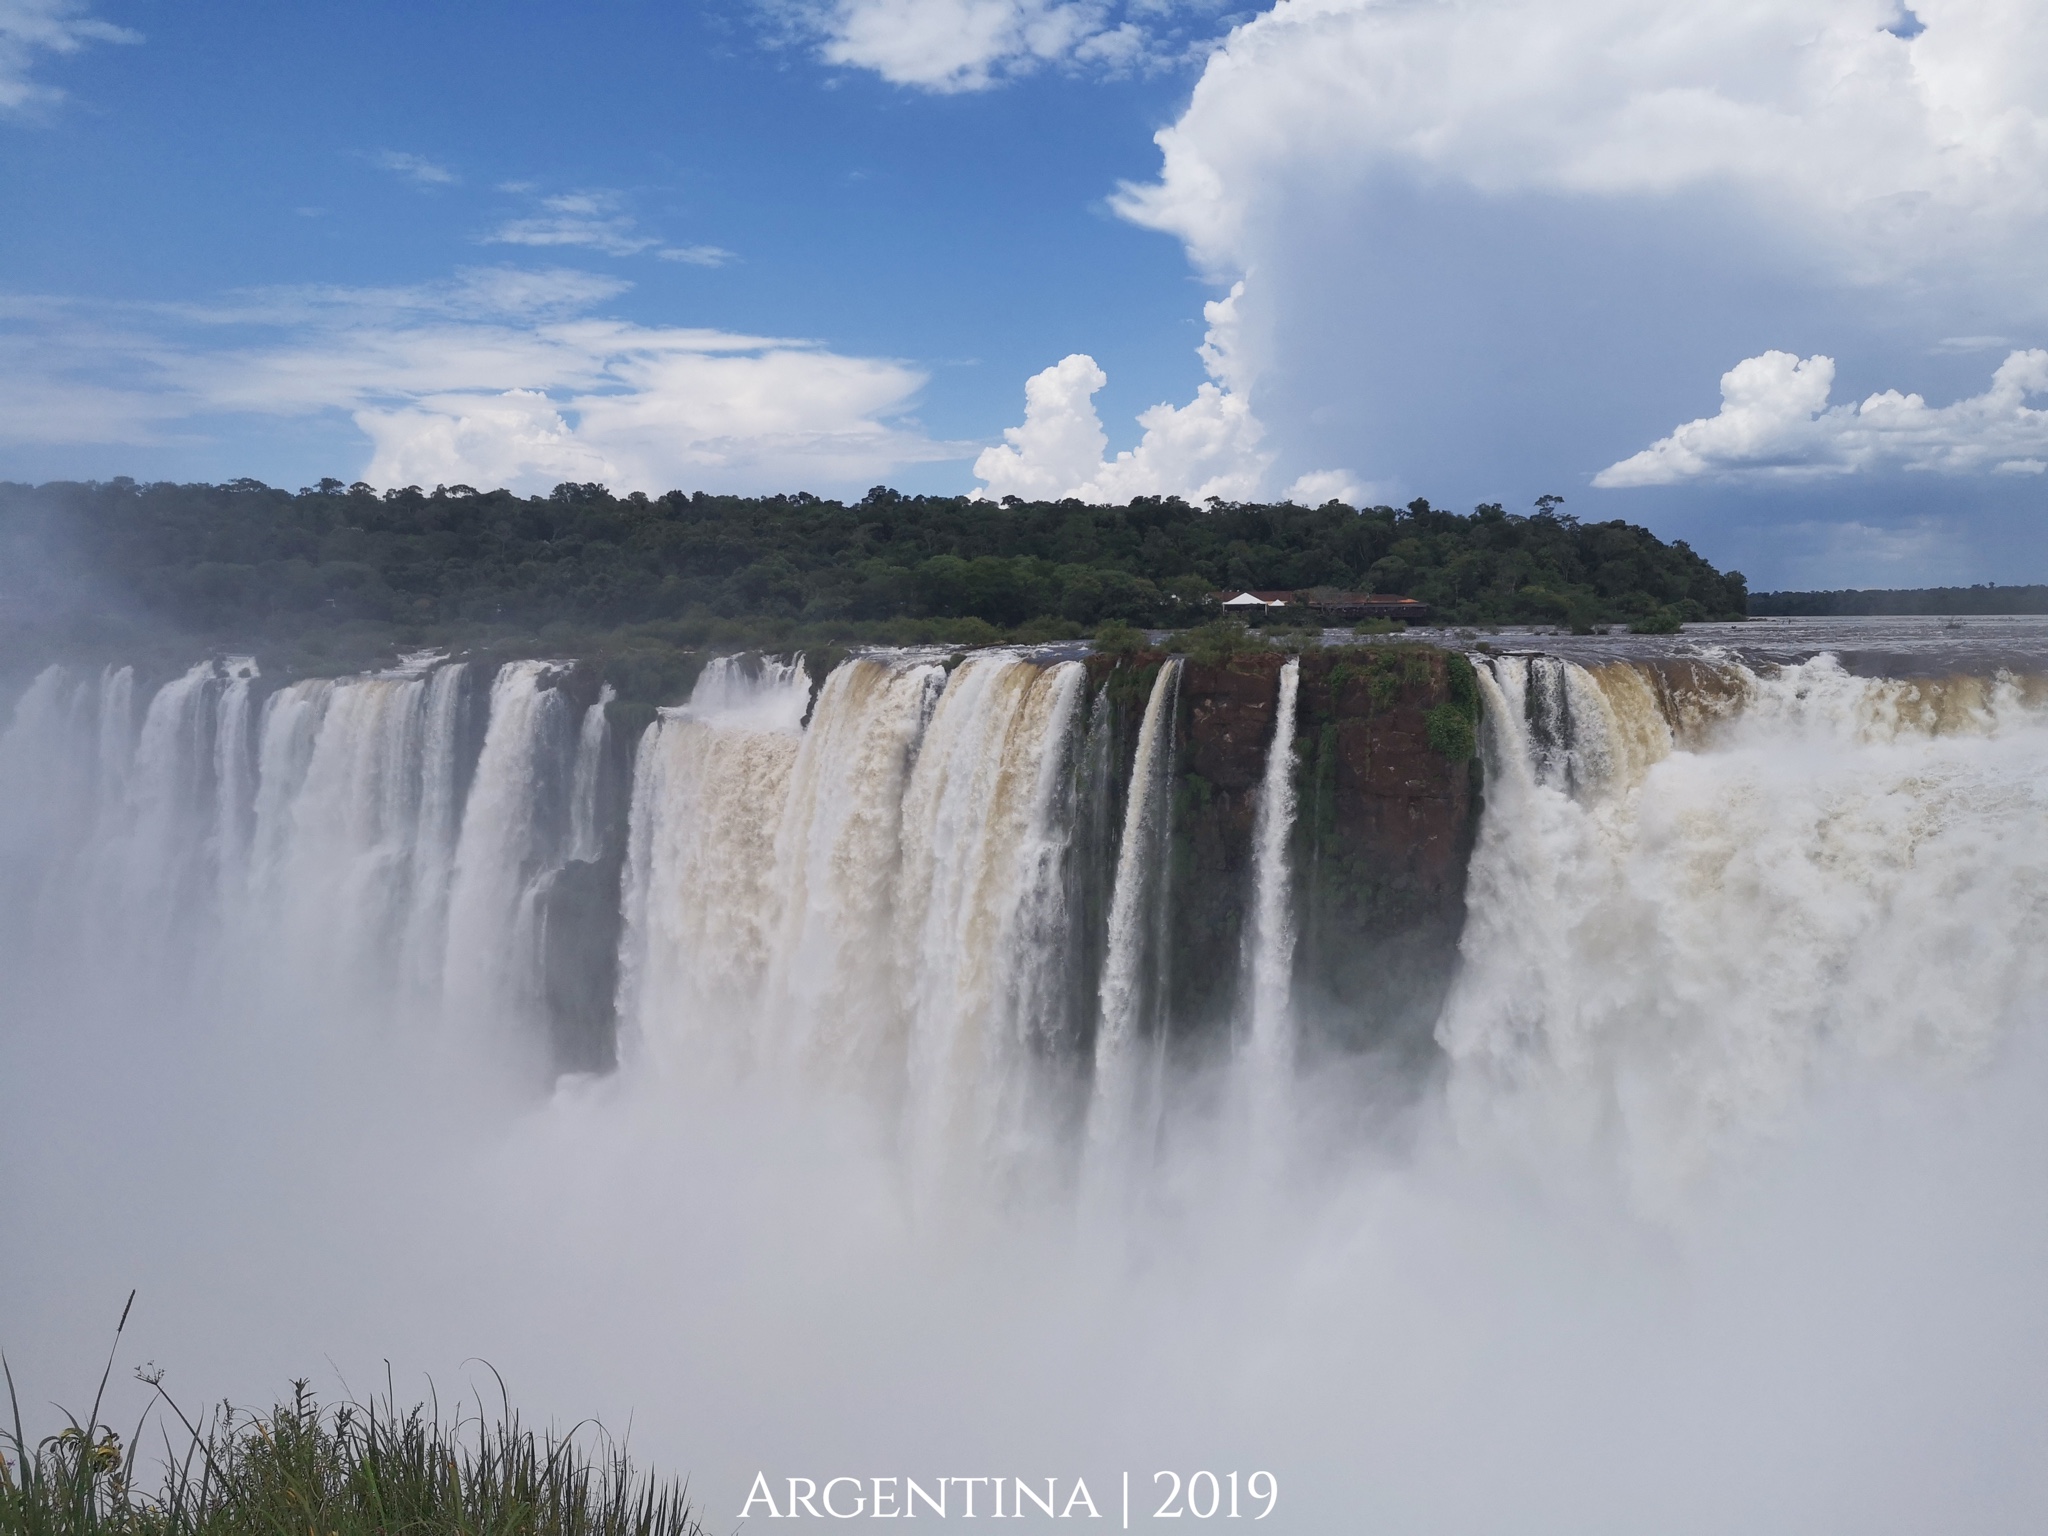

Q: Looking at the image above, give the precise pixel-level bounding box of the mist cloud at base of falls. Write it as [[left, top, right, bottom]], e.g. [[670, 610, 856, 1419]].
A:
[[9, 636, 2048, 1529]]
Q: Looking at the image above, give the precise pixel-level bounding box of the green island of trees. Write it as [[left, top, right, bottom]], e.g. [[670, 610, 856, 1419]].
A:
[[3, 477, 1748, 701]]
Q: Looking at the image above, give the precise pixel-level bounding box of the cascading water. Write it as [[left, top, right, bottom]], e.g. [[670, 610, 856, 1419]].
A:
[[443, 660, 588, 1065], [14, 636, 2048, 1189], [1083, 656, 1183, 1176], [764, 656, 942, 1089], [14, 626, 2048, 1528], [211, 659, 257, 891], [618, 659, 814, 1070], [567, 684, 614, 864], [400, 660, 472, 997], [620, 648, 1097, 1188], [1, 654, 602, 1057], [1241, 655, 1301, 1125], [119, 661, 221, 956], [95, 663, 135, 829], [1442, 649, 2048, 1203], [896, 654, 1087, 1187]]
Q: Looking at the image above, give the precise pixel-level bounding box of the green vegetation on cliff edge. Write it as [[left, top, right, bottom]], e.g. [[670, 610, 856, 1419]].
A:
[[3, 478, 1747, 702]]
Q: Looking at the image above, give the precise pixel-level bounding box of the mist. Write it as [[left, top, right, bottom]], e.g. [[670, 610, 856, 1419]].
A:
[[6, 640, 2048, 1532]]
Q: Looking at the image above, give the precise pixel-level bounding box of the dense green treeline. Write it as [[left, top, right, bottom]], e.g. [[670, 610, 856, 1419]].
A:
[[2, 478, 1748, 646], [1750, 585, 2048, 616]]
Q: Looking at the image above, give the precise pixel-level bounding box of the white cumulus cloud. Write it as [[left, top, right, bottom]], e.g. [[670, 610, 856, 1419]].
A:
[[1087, 0, 2048, 514], [0, 267, 965, 495], [973, 355, 1273, 503], [1116, 0, 2048, 292], [974, 283, 1359, 503], [1595, 348, 2048, 486], [1284, 468, 1368, 506], [0, 0, 138, 112]]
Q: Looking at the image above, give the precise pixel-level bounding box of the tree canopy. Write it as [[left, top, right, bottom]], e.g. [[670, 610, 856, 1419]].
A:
[[2, 478, 1748, 643]]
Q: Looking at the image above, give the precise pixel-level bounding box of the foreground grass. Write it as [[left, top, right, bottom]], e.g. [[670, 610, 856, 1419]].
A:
[[2, 1301, 709, 1536]]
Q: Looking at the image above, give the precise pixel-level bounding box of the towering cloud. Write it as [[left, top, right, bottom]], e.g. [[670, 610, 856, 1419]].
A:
[[1117, 0, 2048, 289], [1096, 0, 2048, 508], [975, 284, 1359, 503]]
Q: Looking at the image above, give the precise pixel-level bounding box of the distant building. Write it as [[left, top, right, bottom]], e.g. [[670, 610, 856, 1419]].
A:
[[1214, 589, 1432, 623]]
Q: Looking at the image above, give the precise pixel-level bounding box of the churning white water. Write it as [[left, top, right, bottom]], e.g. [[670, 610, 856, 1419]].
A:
[[1444, 651, 2048, 1205], [8, 626, 2048, 1533]]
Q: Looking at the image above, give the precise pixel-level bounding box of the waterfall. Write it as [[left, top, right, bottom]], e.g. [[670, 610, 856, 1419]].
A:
[[618, 647, 1091, 1186], [567, 685, 614, 863], [1242, 656, 1301, 1099], [94, 664, 135, 826], [443, 661, 570, 1047], [3, 654, 597, 1065], [211, 659, 257, 896], [763, 656, 943, 1087], [1085, 656, 1183, 1167], [18, 631, 2046, 1212], [402, 661, 471, 994], [119, 661, 220, 952], [0, 667, 96, 948], [247, 679, 335, 921], [1441, 651, 2048, 1203], [688, 652, 811, 730], [896, 654, 1086, 1185], [620, 676, 807, 1071], [276, 673, 440, 1004], [615, 650, 822, 1074]]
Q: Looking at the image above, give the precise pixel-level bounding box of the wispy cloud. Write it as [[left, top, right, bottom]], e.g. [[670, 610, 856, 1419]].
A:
[[0, 266, 965, 494], [488, 191, 659, 256], [0, 0, 140, 114], [778, 0, 1211, 93], [659, 245, 738, 268], [485, 189, 738, 267], [374, 150, 457, 187]]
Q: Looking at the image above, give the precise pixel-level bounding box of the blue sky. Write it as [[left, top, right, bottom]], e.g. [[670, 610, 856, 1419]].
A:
[[4, 0, 2048, 588]]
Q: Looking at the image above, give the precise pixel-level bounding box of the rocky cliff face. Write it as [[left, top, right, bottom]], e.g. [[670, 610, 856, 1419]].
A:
[[1291, 647, 1481, 1060], [1088, 644, 1481, 1062]]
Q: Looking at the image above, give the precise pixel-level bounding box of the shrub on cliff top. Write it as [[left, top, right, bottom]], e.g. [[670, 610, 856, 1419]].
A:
[[1168, 619, 1269, 667], [1091, 619, 1146, 654]]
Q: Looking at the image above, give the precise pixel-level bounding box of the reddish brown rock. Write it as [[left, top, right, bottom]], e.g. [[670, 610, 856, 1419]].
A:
[[1140, 644, 1480, 1056]]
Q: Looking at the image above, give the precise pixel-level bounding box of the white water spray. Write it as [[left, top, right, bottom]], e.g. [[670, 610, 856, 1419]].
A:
[[1442, 651, 2048, 1203]]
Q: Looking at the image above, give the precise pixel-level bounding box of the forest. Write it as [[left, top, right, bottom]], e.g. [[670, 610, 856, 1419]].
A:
[[1749, 585, 2048, 616], [4, 478, 1747, 654]]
